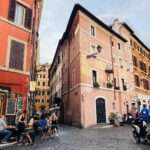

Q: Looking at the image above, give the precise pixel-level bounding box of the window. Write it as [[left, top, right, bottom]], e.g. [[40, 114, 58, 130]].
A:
[[15, 4, 26, 26], [43, 82, 45, 86], [47, 91, 50, 95], [40, 75, 42, 78], [8, 0, 32, 29], [118, 43, 121, 50], [90, 25, 95, 36], [132, 55, 138, 67], [47, 99, 50, 103], [119, 58, 123, 68], [143, 79, 149, 90], [122, 79, 127, 91], [92, 70, 97, 85], [58, 56, 60, 64], [134, 75, 140, 87], [42, 91, 45, 95], [113, 78, 117, 87], [43, 75, 45, 78], [38, 82, 40, 86], [130, 39, 133, 46], [42, 99, 44, 103], [139, 61, 147, 73], [140, 48, 143, 55], [9, 39, 25, 70]]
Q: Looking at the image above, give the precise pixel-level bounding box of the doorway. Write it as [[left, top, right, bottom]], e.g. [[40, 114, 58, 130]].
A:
[[96, 98, 106, 123]]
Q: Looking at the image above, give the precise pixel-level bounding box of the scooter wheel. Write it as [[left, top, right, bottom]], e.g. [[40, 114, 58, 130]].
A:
[[133, 131, 141, 143]]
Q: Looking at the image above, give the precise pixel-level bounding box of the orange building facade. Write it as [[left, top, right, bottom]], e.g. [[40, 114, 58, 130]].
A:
[[0, 0, 42, 124]]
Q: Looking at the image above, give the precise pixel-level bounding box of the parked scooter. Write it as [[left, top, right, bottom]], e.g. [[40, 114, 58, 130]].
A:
[[132, 117, 150, 143]]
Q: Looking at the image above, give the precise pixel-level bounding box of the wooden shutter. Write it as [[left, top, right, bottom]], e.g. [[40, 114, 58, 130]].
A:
[[8, 0, 16, 21], [9, 40, 25, 70], [25, 8, 32, 29]]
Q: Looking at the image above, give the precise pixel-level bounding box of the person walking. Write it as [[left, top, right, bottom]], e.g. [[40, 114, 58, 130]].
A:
[[51, 112, 58, 137], [140, 104, 149, 123], [0, 115, 12, 144]]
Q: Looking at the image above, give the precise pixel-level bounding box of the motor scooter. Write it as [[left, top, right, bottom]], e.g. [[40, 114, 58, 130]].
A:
[[132, 117, 150, 143]]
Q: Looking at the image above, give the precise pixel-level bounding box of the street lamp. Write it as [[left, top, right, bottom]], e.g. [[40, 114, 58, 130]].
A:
[[87, 44, 102, 58]]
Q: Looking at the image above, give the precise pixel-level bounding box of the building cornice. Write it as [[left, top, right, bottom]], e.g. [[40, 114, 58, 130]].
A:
[[0, 66, 30, 75]]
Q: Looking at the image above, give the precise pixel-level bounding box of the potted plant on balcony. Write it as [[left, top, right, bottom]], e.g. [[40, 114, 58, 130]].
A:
[[93, 81, 100, 88], [107, 83, 113, 88]]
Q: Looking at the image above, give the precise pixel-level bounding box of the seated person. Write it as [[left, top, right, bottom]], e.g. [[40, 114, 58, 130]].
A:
[[19, 116, 41, 145], [26, 116, 41, 145], [40, 116, 48, 139], [0, 115, 12, 144]]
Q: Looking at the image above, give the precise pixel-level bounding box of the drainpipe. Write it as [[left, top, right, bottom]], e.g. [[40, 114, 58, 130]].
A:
[[110, 35, 116, 101]]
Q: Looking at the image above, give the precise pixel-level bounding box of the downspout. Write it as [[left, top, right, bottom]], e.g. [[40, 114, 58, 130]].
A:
[[67, 39, 70, 114], [110, 35, 116, 101]]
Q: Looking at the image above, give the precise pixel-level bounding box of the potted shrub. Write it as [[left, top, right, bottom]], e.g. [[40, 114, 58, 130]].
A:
[[108, 112, 117, 125], [107, 83, 113, 88], [93, 81, 100, 88]]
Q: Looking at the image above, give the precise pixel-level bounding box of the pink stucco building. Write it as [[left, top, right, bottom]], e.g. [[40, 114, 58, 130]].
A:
[[50, 4, 145, 128], [56, 4, 136, 128]]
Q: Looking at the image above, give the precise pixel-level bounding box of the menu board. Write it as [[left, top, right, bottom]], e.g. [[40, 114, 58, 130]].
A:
[[6, 98, 17, 115]]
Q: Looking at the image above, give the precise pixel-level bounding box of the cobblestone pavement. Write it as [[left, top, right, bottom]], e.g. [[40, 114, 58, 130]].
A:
[[1, 125, 150, 150]]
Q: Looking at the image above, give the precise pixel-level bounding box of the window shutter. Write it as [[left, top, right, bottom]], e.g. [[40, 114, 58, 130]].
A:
[[9, 40, 25, 70], [25, 8, 32, 29], [8, 0, 16, 21]]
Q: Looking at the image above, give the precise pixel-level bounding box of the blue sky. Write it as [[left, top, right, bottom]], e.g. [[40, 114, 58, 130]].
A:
[[39, 0, 150, 64]]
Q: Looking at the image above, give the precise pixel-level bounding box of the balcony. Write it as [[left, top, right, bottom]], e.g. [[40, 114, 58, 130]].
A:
[[105, 65, 113, 73]]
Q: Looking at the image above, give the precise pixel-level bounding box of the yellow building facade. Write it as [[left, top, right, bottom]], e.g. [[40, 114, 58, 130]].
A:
[[35, 63, 51, 112]]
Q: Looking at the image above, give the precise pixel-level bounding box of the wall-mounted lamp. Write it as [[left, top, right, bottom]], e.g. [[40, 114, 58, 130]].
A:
[[97, 45, 102, 53], [87, 45, 102, 58]]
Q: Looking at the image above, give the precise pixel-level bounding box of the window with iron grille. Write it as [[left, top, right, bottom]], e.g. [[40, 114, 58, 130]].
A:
[[134, 75, 140, 87], [9, 40, 25, 70], [132, 55, 138, 67], [139, 61, 146, 73], [143, 79, 149, 90]]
